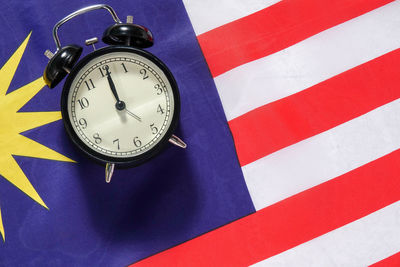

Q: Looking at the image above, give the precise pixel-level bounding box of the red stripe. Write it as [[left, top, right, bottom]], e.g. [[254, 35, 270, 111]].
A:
[[198, 0, 393, 77], [132, 149, 400, 267], [370, 252, 400, 267], [230, 48, 400, 167]]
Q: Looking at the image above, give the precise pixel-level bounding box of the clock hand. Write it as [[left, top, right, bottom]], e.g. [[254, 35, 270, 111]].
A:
[[105, 66, 125, 110], [125, 108, 142, 122], [103, 66, 141, 122]]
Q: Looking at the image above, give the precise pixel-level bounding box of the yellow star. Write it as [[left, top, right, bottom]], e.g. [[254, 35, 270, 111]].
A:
[[0, 207, 3, 242], [0, 33, 75, 242]]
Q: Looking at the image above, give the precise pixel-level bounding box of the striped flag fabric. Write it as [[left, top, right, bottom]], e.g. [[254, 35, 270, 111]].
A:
[[134, 0, 400, 266]]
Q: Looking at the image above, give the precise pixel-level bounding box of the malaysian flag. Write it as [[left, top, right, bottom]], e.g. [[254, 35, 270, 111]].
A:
[[0, 0, 399, 266], [135, 0, 400, 266]]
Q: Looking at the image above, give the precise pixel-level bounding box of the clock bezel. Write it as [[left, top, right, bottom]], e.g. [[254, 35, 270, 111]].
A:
[[61, 45, 180, 167]]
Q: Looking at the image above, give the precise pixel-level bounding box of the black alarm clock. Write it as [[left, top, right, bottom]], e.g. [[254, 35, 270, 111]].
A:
[[43, 4, 186, 183]]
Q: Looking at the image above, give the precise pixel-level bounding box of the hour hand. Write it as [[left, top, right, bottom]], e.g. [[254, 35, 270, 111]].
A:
[[104, 66, 125, 110]]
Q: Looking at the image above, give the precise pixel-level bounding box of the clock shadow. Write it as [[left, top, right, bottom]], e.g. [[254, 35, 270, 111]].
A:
[[76, 141, 199, 244]]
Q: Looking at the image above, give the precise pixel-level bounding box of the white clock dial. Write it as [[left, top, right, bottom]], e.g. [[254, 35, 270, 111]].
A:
[[66, 50, 175, 158]]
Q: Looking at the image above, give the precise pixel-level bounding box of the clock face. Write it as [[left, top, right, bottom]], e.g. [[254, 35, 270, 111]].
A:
[[62, 46, 179, 165]]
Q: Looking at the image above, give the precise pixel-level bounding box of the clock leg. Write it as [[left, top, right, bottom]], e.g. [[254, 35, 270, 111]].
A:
[[105, 163, 115, 183], [169, 134, 187, 149]]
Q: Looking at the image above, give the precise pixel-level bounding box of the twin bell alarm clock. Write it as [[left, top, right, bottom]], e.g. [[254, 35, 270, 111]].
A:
[[43, 4, 186, 183]]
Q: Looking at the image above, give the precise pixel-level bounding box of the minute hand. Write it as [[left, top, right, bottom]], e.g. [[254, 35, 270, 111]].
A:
[[125, 108, 142, 122]]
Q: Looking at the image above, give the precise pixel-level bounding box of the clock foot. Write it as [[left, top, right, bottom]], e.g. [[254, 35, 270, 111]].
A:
[[169, 134, 187, 149], [105, 163, 115, 183]]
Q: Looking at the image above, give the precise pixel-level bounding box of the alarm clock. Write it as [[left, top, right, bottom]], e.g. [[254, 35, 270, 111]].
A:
[[43, 4, 186, 183]]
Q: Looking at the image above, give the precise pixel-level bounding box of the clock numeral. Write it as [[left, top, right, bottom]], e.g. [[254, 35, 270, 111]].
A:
[[133, 136, 142, 147], [84, 79, 95, 90], [157, 104, 165, 115], [77, 97, 89, 110], [121, 63, 128, 73], [98, 65, 110, 77], [113, 138, 120, 150], [150, 123, 158, 135], [78, 118, 87, 129], [140, 68, 149, 79], [93, 133, 102, 144], [154, 84, 163, 95]]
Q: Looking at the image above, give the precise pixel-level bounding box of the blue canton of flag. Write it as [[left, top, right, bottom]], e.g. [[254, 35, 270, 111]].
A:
[[0, 0, 253, 265]]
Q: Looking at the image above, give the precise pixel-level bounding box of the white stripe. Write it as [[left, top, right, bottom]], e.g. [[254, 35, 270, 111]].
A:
[[251, 201, 400, 267], [243, 98, 400, 211], [182, 0, 281, 35], [214, 1, 400, 121]]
